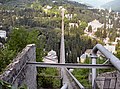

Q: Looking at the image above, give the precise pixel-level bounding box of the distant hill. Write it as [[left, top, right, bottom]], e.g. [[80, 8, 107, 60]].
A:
[[0, 0, 13, 4], [72, 0, 114, 8], [1, 0, 88, 9], [0, 0, 34, 7], [102, 0, 120, 12]]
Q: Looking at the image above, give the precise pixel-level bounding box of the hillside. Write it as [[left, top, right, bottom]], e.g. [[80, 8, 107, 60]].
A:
[[72, 0, 114, 8], [102, 0, 120, 12], [2, 0, 88, 9], [0, 0, 88, 10]]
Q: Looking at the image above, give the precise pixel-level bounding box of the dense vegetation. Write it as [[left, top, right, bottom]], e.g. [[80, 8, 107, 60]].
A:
[[0, 27, 45, 72], [37, 68, 60, 89]]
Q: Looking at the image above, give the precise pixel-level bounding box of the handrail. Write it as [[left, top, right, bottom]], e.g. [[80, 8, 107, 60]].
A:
[[65, 68, 85, 89], [27, 62, 113, 68], [61, 83, 68, 89], [92, 44, 120, 71]]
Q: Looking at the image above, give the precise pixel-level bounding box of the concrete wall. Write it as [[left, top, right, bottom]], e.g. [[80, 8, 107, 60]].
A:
[[96, 71, 120, 89], [0, 44, 37, 89]]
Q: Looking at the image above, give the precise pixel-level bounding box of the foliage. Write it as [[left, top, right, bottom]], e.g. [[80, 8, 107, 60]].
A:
[[0, 27, 46, 73], [95, 28, 107, 39], [0, 0, 14, 4], [7, 27, 28, 52], [88, 25, 92, 33], [31, 1, 42, 11], [72, 57, 91, 88], [18, 84, 27, 89], [37, 68, 60, 88], [73, 55, 115, 88], [0, 48, 16, 72], [0, 80, 12, 89], [0, 79, 28, 89], [79, 21, 88, 30], [116, 41, 120, 59]]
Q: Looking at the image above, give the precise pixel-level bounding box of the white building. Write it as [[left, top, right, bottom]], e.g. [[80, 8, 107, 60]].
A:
[[80, 54, 87, 63], [59, 6, 63, 10], [0, 30, 6, 38], [43, 5, 52, 14], [115, 37, 120, 42], [106, 24, 113, 29], [85, 49, 103, 57], [69, 23, 79, 28], [65, 14, 73, 20], [46, 5, 52, 9], [103, 37, 109, 44], [43, 50, 58, 63], [104, 44, 116, 53], [86, 19, 104, 33]]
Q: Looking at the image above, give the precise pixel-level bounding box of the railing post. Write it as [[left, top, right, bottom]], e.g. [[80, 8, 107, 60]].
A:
[[91, 54, 97, 89]]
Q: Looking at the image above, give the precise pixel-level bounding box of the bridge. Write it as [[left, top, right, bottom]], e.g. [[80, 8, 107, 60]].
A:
[[0, 9, 120, 89]]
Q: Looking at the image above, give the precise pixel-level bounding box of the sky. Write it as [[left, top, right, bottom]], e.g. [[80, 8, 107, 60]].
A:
[[71, 0, 114, 7]]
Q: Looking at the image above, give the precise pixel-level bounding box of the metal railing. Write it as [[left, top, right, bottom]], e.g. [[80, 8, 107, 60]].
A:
[[26, 44, 120, 89], [91, 44, 120, 89], [27, 62, 113, 69], [65, 68, 85, 89], [92, 44, 120, 71]]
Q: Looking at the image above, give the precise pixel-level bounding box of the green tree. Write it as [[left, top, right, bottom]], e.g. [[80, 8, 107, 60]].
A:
[[0, 27, 46, 73], [7, 27, 28, 52], [116, 41, 120, 59], [88, 25, 92, 33], [79, 21, 88, 30]]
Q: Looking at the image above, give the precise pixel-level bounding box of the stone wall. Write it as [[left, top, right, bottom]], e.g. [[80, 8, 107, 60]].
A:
[[0, 44, 37, 89], [96, 71, 120, 89]]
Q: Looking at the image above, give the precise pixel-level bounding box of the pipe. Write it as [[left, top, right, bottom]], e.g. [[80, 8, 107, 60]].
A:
[[65, 68, 85, 89], [92, 44, 120, 71]]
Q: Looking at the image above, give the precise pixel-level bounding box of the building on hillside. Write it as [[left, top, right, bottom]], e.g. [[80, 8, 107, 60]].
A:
[[45, 5, 52, 9], [0, 42, 3, 48], [65, 14, 73, 20], [59, 6, 63, 10], [104, 37, 120, 47], [86, 19, 104, 33], [104, 44, 116, 53], [84, 49, 92, 57], [43, 5, 52, 14], [105, 23, 113, 29], [109, 7, 112, 13], [80, 54, 87, 63], [117, 28, 120, 31], [103, 37, 110, 45], [115, 37, 120, 42], [69, 23, 79, 28], [43, 50, 58, 63], [85, 49, 103, 57], [0, 30, 6, 38]]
